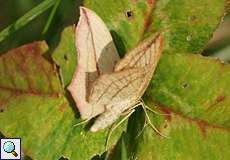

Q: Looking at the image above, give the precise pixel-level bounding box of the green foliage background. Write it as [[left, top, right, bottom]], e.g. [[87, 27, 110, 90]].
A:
[[0, 0, 230, 159]]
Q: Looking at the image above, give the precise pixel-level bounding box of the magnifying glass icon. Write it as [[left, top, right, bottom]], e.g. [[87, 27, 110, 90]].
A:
[[3, 141, 18, 157]]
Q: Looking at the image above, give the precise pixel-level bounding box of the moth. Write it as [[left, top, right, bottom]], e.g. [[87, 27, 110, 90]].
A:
[[68, 7, 163, 133]]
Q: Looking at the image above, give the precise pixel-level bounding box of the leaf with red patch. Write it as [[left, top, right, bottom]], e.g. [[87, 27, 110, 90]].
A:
[[0, 41, 124, 159]]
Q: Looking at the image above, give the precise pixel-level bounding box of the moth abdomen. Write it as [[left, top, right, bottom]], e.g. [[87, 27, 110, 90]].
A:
[[90, 105, 123, 132]]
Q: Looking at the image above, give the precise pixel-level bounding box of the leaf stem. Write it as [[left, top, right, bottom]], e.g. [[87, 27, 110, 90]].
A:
[[42, 0, 61, 35]]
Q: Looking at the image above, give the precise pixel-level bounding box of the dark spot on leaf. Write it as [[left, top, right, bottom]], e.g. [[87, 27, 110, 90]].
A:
[[0, 132, 5, 138], [188, 15, 197, 21], [91, 155, 102, 160], [64, 54, 68, 61], [125, 10, 133, 18], [22, 155, 33, 160], [181, 82, 189, 88], [0, 109, 4, 113], [216, 95, 225, 103], [163, 123, 168, 128], [196, 120, 207, 135], [59, 156, 69, 160]]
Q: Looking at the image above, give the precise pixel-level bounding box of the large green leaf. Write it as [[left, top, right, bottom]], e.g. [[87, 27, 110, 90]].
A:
[[133, 110, 230, 160], [53, 0, 229, 90], [0, 42, 124, 159], [147, 53, 230, 127], [51, 0, 230, 159], [138, 53, 230, 159], [84, 0, 227, 55], [82, 0, 229, 159]]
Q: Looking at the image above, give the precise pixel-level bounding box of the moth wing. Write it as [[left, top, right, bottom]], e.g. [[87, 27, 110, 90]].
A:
[[115, 32, 163, 72], [68, 7, 120, 119], [89, 68, 148, 107], [110, 32, 164, 105], [89, 33, 164, 109]]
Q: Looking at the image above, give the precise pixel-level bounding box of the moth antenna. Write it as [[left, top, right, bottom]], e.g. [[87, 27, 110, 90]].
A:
[[105, 109, 135, 150], [121, 101, 142, 116], [140, 99, 170, 116]]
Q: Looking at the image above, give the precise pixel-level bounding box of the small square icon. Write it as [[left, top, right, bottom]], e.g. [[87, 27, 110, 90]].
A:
[[0, 138, 21, 160]]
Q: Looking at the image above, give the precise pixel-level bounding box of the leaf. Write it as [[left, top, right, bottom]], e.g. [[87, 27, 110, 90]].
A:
[[54, 0, 229, 89], [108, 133, 129, 160], [137, 54, 230, 159], [146, 53, 230, 127], [81, 0, 230, 159], [134, 111, 230, 160], [121, 138, 128, 160], [52, 26, 76, 87], [0, 42, 124, 159], [84, 0, 228, 55], [50, 0, 230, 158]]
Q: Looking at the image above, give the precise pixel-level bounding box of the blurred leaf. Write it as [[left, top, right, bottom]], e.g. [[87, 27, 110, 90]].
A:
[[81, 0, 230, 159], [0, 0, 57, 43], [42, 0, 61, 35], [121, 138, 128, 160], [108, 133, 129, 160]]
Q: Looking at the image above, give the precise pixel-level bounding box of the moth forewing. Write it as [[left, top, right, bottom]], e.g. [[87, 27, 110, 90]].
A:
[[89, 33, 164, 132], [89, 68, 148, 132], [67, 7, 120, 119], [89, 68, 148, 106], [115, 32, 163, 71]]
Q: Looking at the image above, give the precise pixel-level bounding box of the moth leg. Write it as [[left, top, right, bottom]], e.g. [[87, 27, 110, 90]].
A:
[[140, 99, 169, 116], [73, 118, 91, 127], [140, 101, 168, 138], [105, 109, 135, 150], [134, 121, 148, 140]]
